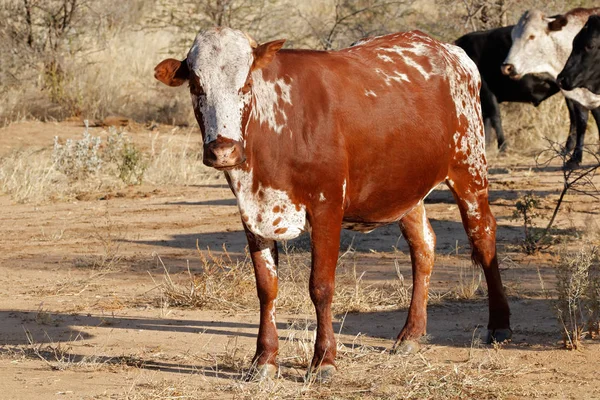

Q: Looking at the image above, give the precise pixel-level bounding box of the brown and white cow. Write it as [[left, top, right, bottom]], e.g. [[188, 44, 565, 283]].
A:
[[154, 27, 511, 380], [502, 7, 600, 168]]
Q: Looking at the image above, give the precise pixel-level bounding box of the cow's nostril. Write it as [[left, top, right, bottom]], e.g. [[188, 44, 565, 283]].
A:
[[501, 64, 514, 76]]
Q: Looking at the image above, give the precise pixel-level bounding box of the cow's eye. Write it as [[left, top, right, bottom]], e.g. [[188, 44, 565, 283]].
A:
[[584, 44, 593, 52], [528, 34, 536, 40]]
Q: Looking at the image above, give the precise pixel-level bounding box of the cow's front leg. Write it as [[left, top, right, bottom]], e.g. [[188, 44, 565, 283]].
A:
[[244, 227, 279, 380], [306, 207, 343, 381]]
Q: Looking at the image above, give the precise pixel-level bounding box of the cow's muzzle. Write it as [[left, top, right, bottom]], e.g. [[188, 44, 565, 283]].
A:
[[556, 74, 574, 91], [500, 63, 521, 80], [203, 137, 246, 169]]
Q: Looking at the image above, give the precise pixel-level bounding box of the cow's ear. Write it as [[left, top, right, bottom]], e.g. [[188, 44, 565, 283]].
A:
[[252, 40, 286, 70], [548, 15, 568, 32], [154, 58, 189, 87]]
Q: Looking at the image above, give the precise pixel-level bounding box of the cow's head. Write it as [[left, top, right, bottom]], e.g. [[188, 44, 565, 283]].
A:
[[154, 28, 285, 169], [557, 15, 600, 94], [502, 10, 569, 79]]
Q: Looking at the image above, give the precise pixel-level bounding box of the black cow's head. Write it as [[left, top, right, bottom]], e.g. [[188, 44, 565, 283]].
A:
[[557, 15, 600, 95]]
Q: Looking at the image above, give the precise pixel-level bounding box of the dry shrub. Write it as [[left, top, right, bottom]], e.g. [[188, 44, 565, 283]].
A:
[[153, 244, 257, 311], [555, 246, 600, 349], [454, 262, 484, 300]]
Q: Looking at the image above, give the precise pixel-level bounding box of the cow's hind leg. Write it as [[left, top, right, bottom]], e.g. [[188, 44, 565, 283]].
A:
[[392, 201, 435, 355], [244, 227, 279, 380], [446, 174, 511, 343]]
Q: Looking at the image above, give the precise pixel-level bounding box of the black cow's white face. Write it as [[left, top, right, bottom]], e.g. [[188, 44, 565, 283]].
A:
[[558, 16, 600, 95], [503, 10, 570, 79]]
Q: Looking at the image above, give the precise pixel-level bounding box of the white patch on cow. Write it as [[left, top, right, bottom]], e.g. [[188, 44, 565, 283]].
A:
[[342, 180, 347, 204], [269, 301, 276, 326], [505, 9, 599, 79], [421, 206, 435, 252], [377, 53, 394, 63], [465, 199, 481, 220], [187, 28, 254, 144], [319, 192, 326, 202], [562, 87, 600, 109], [251, 69, 293, 135], [376, 42, 442, 80], [484, 226, 492, 235], [442, 43, 487, 185], [228, 169, 306, 240], [259, 247, 277, 277], [447, 178, 455, 188], [469, 226, 480, 237], [375, 68, 410, 86], [365, 89, 377, 97]]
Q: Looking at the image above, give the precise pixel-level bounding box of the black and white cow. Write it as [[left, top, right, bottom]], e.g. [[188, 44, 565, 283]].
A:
[[558, 15, 600, 102], [502, 7, 600, 168], [456, 25, 588, 152]]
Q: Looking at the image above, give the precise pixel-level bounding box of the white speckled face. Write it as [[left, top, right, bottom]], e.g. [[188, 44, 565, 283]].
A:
[[187, 28, 253, 144]]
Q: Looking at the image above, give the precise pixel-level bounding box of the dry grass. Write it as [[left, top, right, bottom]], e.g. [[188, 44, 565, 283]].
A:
[[555, 245, 600, 349], [0, 126, 216, 203], [117, 334, 537, 400]]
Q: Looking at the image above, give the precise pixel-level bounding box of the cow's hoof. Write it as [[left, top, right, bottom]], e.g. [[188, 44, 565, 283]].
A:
[[391, 339, 420, 355], [486, 328, 512, 344], [563, 159, 581, 171], [245, 363, 277, 381], [305, 364, 336, 383]]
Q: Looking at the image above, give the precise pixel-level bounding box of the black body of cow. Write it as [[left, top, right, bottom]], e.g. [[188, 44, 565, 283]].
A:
[[456, 25, 593, 155]]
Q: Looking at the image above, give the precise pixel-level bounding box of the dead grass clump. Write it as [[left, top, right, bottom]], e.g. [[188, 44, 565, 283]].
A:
[[453, 262, 484, 300], [0, 148, 66, 203], [152, 244, 256, 311], [555, 246, 600, 349]]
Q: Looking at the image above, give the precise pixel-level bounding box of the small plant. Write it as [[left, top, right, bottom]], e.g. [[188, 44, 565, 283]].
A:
[[512, 192, 542, 254], [52, 121, 102, 180], [105, 128, 147, 185], [555, 246, 600, 349]]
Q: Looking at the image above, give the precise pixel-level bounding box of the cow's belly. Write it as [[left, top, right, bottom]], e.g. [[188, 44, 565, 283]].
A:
[[227, 169, 306, 241], [562, 88, 600, 109], [342, 184, 440, 231]]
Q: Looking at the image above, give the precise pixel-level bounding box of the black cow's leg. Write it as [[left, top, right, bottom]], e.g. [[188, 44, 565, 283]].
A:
[[565, 98, 579, 154], [591, 107, 600, 153], [565, 101, 589, 169], [480, 82, 505, 150]]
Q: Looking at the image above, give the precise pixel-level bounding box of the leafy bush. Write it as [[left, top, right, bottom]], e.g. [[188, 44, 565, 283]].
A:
[[52, 123, 103, 181]]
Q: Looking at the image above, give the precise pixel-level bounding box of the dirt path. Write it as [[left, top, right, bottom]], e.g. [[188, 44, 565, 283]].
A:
[[1, 122, 600, 399]]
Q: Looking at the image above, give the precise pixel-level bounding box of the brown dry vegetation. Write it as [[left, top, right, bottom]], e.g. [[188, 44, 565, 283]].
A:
[[2, 0, 600, 399]]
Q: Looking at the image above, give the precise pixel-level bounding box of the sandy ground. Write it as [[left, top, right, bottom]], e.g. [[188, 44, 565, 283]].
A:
[[1, 121, 600, 399]]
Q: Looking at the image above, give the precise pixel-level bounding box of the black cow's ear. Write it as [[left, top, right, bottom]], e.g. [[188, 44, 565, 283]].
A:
[[548, 15, 568, 32]]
